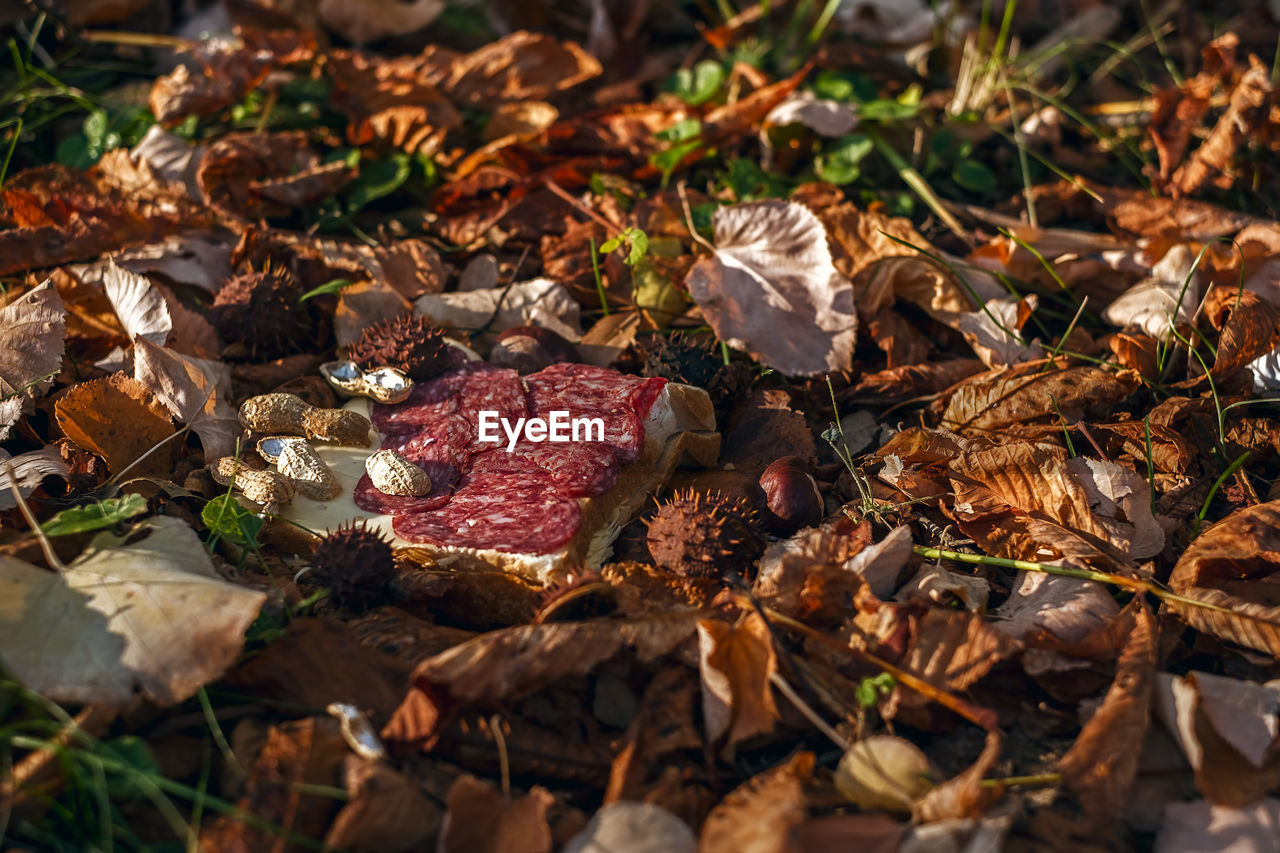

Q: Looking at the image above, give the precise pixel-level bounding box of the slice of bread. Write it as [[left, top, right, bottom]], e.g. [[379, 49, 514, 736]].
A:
[[278, 381, 720, 586]]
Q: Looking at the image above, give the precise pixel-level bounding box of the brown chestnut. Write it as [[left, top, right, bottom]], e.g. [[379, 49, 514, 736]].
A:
[[759, 456, 823, 535], [489, 326, 579, 374]]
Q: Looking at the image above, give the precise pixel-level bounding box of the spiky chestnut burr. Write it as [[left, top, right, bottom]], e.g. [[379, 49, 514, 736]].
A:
[[642, 333, 750, 413], [646, 489, 765, 579], [209, 267, 310, 360], [308, 522, 395, 612], [347, 315, 461, 381]]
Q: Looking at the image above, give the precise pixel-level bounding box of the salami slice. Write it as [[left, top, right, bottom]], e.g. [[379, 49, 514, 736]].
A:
[[372, 363, 525, 436], [352, 467, 453, 515], [469, 438, 618, 497], [393, 476, 581, 554]]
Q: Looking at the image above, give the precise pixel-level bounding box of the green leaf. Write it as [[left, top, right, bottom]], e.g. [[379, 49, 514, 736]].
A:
[[815, 133, 873, 185], [344, 153, 411, 213], [670, 60, 726, 106], [100, 736, 160, 801], [40, 494, 148, 537], [858, 98, 919, 122], [952, 158, 998, 194], [656, 118, 702, 143], [299, 278, 355, 302], [599, 236, 623, 253], [625, 228, 648, 266], [812, 70, 877, 103], [202, 492, 264, 549]]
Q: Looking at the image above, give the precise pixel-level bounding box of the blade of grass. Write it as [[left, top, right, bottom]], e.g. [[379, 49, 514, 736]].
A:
[[866, 129, 968, 241]]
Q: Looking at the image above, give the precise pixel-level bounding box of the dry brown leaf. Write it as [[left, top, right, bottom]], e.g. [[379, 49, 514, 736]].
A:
[[0, 448, 69, 511], [0, 281, 66, 441], [199, 717, 347, 850], [852, 358, 985, 399], [1157, 798, 1280, 852], [942, 295, 1042, 368], [149, 39, 276, 127], [994, 572, 1121, 645], [385, 611, 702, 748], [562, 802, 696, 853], [1168, 501, 1280, 657], [132, 339, 238, 461], [700, 752, 813, 853], [1209, 289, 1280, 378], [329, 51, 463, 158], [684, 200, 857, 376], [0, 518, 267, 707], [101, 259, 172, 347], [1174, 56, 1272, 196], [442, 31, 602, 108], [939, 365, 1139, 433], [334, 281, 412, 348], [195, 131, 317, 220], [753, 518, 872, 624], [916, 730, 1004, 823], [1154, 671, 1280, 807], [902, 607, 1022, 692], [438, 775, 553, 853], [1102, 245, 1202, 341], [54, 372, 175, 475], [697, 612, 779, 757], [325, 757, 442, 852], [1059, 600, 1157, 824]]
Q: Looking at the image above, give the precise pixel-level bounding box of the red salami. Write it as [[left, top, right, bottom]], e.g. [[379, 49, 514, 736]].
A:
[[353, 469, 453, 515], [393, 477, 581, 554], [469, 439, 618, 497], [365, 359, 664, 554]]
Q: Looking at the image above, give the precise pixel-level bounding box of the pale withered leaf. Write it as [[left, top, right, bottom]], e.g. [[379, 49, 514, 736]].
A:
[[0, 517, 266, 707], [0, 281, 67, 441], [685, 200, 857, 376]]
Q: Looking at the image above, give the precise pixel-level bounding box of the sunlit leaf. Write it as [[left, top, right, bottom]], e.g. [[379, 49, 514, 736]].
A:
[[41, 494, 147, 537]]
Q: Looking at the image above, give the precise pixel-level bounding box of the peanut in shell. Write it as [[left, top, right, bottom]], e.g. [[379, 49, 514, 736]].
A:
[[238, 393, 313, 435], [276, 440, 341, 501], [303, 408, 373, 446], [209, 457, 295, 510], [365, 450, 432, 496]]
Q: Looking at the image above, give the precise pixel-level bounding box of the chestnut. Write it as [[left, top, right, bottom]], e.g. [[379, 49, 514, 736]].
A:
[[489, 325, 579, 374], [759, 456, 823, 535]]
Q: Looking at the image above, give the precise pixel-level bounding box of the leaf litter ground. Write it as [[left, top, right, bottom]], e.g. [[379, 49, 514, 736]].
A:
[[5, 2, 1280, 851]]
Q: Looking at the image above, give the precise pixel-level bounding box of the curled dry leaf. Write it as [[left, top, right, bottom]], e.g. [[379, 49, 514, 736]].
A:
[[1208, 289, 1280, 379], [699, 751, 813, 853], [697, 613, 779, 757], [1102, 245, 1202, 342], [1173, 56, 1273, 197], [383, 610, 702, 750], [752, 518, 871, 624], [440, 31, 603, 108], [149, 37, 276, 126], [0, 447, 69, 511], [133, 338, 240, 461], [1168, 501, 1280, 657], [561, 802, 696, 853], [1156, 798, 1280, 853], [324, 757, 442, 852], [942, 295, 1042, 369], [1059, 601, 1157, 825], [901, 606, 1021, 692], [1153, 671, 1280, 807], [0, 281, 67, 441], [438, 775, 553, 853], [328, 51, 463, 158], [416, 278, 583, 342], [0, 517, 267, 707], [54, 373, 176, 476], [940, 364, 1139, 433], [685, 200, 857, 376], [101, 259, 172, 347]]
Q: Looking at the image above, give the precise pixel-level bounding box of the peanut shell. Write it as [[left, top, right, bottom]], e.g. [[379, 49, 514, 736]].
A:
[[238, 393, 313, 434], [209, 457, 295, 510], [303, 408, 373, 446], [276, 440, 341, 501], [365, 450, 432, 496]]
